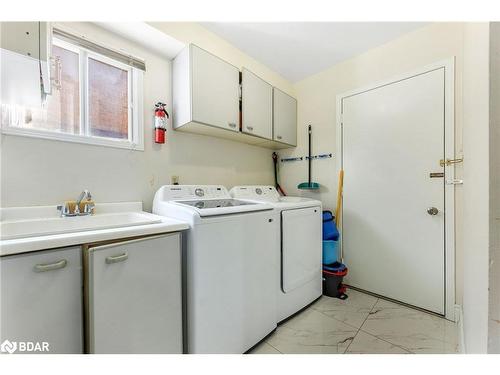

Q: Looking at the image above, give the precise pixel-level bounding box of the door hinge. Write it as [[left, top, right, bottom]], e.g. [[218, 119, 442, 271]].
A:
[[446, 179, 463, 185]]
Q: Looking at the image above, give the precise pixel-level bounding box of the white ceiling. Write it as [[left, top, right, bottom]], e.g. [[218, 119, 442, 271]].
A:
[[96, 22, 186, 60], [202, 22, 428, 82]]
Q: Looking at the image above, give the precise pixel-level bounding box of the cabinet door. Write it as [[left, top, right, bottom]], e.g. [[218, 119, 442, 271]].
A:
[[0, 22, 52, 95], [0, 247, 83, 354], [273, 88, 297, 146], [241, 68, 273, 139], [86, 233, 182, 354], [191, 45, 240, 132]]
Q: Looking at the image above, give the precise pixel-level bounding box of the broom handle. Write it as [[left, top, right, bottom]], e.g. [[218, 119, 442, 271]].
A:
[[336, 169, 344, 262], [335, 169, 344, 263], [336, 170, 344, 228]]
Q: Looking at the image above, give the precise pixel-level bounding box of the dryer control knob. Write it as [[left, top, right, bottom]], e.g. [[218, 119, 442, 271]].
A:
[[195, 188, 204, 197]]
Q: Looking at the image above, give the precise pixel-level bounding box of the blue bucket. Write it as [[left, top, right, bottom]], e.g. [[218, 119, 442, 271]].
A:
[[323, 240, 339, 265], [322, 211, 339, 241]]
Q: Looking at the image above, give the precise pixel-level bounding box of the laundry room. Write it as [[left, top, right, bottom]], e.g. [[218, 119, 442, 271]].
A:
[[0, 1, 499, 374]]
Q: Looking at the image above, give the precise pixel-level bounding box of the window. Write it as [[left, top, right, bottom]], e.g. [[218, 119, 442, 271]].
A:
[[1, 35, 144, 150]]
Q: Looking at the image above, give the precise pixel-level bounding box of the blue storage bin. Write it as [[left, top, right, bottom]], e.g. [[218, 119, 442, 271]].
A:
[[322, 211, 339, 241], [323, 240, 339, 265]]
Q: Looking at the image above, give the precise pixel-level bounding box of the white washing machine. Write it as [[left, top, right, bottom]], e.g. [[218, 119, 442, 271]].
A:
[[153, 185, 278, 353], [230, 186, 322, 322]]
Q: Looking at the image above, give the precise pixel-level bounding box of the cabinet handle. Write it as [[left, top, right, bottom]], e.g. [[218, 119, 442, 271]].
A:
[[276, 135, 282, 140], [228, 122, 237, 128], [34, 259, 67, 272], [105, 253, 128, 264], [246, 126, 254, 131], [50, 56, 62, 90]]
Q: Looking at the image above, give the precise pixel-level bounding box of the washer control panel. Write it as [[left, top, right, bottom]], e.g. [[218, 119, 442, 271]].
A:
[[161, 185, 230, 201], [230, 186, 280, 202]]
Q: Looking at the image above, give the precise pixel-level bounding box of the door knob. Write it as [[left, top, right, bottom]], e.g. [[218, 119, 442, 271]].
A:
[[427, 207, 439, 215]]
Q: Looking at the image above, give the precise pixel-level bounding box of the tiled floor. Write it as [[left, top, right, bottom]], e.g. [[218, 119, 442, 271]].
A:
[[250, 288, 459, 354]]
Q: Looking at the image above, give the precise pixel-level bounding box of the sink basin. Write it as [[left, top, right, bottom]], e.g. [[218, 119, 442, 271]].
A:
[[0, 212, 162, 240]]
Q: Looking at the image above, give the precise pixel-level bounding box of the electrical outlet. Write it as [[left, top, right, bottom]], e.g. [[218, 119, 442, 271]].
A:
[[171, 175, 179, 185]]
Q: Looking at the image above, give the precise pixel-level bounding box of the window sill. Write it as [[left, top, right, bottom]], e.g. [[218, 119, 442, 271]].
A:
[[1, 126, 144, 151]]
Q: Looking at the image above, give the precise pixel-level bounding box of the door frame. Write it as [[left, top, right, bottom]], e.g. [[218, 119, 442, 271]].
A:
[[335, 58, 456, 321]]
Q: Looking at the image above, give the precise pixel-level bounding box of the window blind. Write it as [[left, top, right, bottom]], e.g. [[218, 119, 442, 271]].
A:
[[52, 28, 146, 71]]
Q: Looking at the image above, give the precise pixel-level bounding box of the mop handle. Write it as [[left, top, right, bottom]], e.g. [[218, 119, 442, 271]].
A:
[[308, 125, 312, 187]]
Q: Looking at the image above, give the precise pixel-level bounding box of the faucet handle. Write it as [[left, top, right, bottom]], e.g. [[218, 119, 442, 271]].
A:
[[57, 204, 70, 217], [83, 202, 95, 215]]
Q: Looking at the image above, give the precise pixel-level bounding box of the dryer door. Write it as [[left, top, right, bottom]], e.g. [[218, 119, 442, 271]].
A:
[[281, 206, 322, 293]]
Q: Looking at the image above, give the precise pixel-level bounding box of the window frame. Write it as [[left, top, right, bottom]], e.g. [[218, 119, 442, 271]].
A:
[[1, 37, 144, 151]]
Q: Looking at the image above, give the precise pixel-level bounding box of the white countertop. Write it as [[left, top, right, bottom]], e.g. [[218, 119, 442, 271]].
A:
[[0, 202, 189, 257]]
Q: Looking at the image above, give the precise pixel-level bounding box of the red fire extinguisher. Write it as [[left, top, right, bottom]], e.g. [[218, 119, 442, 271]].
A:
[[154, 102, 169, 144]]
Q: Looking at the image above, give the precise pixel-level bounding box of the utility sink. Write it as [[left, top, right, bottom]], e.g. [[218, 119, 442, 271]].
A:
[[0, 212, 162, 240]]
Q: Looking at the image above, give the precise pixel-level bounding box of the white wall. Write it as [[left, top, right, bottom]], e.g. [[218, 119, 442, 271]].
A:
[[0, 22, 294, 211], [284, 22, 466, 305], [461, 23, 490, 354], [489, 22, 500, 354]]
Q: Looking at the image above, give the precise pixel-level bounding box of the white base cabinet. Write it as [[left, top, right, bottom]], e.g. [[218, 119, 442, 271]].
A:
[[84, 233, 183, 354], [0, 247, 83, 354]]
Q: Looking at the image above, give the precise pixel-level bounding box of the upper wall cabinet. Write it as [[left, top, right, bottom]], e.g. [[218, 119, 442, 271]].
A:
[[241, 68, 273, 139], [172, 43, 297, 149], [0, 22, 53, 107], [273, 88, 297, 147], [173, 44, 240, 132]]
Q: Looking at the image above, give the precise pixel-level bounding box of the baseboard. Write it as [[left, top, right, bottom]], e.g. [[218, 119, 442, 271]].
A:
[[455, 304, 466, 354]]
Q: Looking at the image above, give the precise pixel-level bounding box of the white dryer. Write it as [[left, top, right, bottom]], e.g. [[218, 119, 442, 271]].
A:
[[230, 186, 322, 322], [153, 185, 278, 353]]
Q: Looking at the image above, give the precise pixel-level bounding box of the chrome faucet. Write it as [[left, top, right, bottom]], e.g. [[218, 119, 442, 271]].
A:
[[75, 189, 92, 213], [57, 190, 95, 217]]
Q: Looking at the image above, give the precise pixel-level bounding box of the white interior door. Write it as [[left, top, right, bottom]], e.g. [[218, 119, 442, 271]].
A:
[[342, 68, 446, 314]]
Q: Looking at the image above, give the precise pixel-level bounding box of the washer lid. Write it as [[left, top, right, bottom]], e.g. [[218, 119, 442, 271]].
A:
[[229, 185, 280, 202], [171, 199, 272, 217], [176, 199, 256, 209], [230, 186, 322, 209], [272, 198, 322, 209]]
